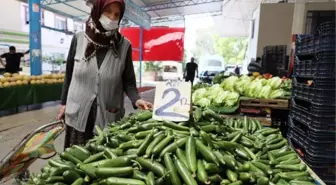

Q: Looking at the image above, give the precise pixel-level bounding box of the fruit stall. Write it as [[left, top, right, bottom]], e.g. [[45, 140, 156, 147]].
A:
[[0, 108, 326, 185], [0, 73, 64, 111]]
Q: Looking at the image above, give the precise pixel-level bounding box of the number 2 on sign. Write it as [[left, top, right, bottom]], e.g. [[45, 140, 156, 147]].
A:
[[154, 88, 189, 119]]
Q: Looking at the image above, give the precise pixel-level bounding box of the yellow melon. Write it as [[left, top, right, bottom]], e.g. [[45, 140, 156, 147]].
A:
[[16, 80, 23, 86], [3, 73, 11, 77], [22, 80, 28, 85], [3, 82, 10, 87]]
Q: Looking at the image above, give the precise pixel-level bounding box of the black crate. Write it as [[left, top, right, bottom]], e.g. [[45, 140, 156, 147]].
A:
[[295, 35, 335, 55], [288, 133, 335, 164], [294, 52, 335, 78], [288, 109, 335, 139], [290, 100, 335, 131], [288, 119, 335, 153], [288, 136, 336, 185], [292, 77, 335, 105], [263, 45, 287, 55], [317, 22, 336, 36], [292, 97, 335, 117]]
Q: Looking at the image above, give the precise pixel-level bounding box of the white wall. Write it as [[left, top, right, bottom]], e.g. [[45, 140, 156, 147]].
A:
[[0, 0, 84, 59], [0, 0, 22, 31], [247, 6, 261, 62]]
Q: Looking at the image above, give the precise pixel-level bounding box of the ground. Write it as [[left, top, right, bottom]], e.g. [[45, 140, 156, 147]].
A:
[[0, 89, 155, 185]]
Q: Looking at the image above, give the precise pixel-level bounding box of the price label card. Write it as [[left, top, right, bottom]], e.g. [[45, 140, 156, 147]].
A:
[[153, 81, 191, 122]]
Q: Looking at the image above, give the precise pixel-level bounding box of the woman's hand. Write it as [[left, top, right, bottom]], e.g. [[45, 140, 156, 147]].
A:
[[135, 99, 153, 110], [57, 105, 66, 120]]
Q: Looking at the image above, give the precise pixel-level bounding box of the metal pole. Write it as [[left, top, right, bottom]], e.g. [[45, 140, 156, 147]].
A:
[[139, 26, 143, 87], [29, 0, 42, 75]]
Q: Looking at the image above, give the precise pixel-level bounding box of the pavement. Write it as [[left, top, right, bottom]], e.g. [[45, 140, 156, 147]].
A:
[[0, 89, 155, 185]]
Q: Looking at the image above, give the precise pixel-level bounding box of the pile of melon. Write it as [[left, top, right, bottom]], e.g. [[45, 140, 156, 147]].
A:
[[30, 74, 65, 85], [0, 73, 65, 88]]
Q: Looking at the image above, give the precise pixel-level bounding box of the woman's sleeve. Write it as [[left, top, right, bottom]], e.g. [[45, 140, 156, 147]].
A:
[[122, 45, 141, 105], [60, 35, 77, 105]]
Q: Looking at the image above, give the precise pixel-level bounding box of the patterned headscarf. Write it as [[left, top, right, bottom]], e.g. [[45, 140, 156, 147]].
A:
[[85, 0, 125, 60]]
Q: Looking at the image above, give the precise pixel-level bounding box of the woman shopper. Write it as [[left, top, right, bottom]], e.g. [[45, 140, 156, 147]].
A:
[[57, 0, 152, 149]]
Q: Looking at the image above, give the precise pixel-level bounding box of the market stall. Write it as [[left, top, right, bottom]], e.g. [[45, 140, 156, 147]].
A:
[[0, 73, 64, 111], [192, 74, 291, 127]]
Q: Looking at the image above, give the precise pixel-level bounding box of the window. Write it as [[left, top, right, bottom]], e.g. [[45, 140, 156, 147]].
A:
[[23, 5, 44, 25], [55, 15, 67, 30], [74, 22, 83, 32], [306, 11, 336, 34]]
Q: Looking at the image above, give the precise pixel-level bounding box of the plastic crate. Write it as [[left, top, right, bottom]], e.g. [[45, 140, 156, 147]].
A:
[[288, 133, 335, 164], [289, 110, 335, 139], [290, 101, 335, 131], [292, 77, 335, 105], [288, 136, 336, 185], [263, 45, 287, 55], [317, 22, 336, 36], [288, 119, 335, 153], [295, 35, 335, 55], [292, 97, 335, 117], [294, 52, 335, 78]]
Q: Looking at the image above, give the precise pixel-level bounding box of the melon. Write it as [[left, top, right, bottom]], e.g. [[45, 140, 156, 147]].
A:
[[3, 82, 10, 87], [31, 80, 36, 84], [9, 77, 16, 82], [12, 73, 19, 77], [22, 80, 28, 85], [16, 80, 23, 85], [23, 76, 30, 81], [3, 73, 11, 77]]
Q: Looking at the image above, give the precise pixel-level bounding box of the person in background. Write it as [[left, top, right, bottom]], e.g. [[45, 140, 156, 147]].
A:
[[184, 57, 198, 84], [248, 57, 262, 75], [56, 0, 152, 149], [59, 60, 66, 73], [234, 65, 240, 76], [0, 46, 29, 73]]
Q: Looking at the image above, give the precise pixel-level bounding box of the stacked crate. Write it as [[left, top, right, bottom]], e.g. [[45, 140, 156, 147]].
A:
[[288, 22, 336, 185], [262, 45, 288, 76]]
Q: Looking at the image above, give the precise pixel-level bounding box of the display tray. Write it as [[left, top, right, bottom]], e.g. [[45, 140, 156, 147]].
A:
[[240, 97, 289, 110]]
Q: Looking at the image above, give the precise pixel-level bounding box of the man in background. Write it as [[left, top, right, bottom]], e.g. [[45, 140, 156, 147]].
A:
[[184, 57, 198, 84], [0, 46, 29, 73], [248, 57, 262, 75]]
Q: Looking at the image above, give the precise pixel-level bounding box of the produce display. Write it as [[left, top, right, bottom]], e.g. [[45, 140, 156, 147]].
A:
[[192, 84, 239, 108], [220, 75, 291, 99], [26, 109, 315, 185], [0, 73, 65, 88]]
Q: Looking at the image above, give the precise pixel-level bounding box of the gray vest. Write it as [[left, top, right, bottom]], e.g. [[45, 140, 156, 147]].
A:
[[65, 31, 130, 132]]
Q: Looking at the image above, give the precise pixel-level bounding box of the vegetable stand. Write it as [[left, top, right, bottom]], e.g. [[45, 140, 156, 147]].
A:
[[17, 109, 326, 185], [0, 120, 65, 183]]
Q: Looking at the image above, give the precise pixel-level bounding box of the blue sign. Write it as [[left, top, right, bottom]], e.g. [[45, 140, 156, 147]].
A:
[[124, 0, 151, 29]]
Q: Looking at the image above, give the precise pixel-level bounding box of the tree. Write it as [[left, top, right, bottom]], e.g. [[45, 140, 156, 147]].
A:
[[191, 28, 216, 59], [192, 28, 248, 64], [213, 36, 248, 64]]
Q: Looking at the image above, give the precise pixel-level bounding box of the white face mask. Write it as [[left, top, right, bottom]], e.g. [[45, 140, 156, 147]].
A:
[[99, 15, 119, 31]]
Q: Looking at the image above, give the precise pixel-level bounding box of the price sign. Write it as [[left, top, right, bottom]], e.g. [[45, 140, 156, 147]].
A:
[[153, 81, 191, 122]]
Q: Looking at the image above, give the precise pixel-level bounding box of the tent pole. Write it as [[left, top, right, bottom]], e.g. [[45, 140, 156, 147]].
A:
[[29, 0, 42, 75], [139, 26, 143, 87]]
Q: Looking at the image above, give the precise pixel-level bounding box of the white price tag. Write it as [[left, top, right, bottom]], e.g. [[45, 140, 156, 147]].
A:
[[153, 81, 191, 122]]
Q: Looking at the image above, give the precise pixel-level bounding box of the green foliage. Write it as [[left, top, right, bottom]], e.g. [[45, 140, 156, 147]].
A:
[[144, 62, 162, 72], [213, 36, 248, 64], [192, 28, 248, 64]]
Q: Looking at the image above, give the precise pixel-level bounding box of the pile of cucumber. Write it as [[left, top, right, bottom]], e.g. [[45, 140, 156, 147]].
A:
[[26, 108, 316, 185]]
